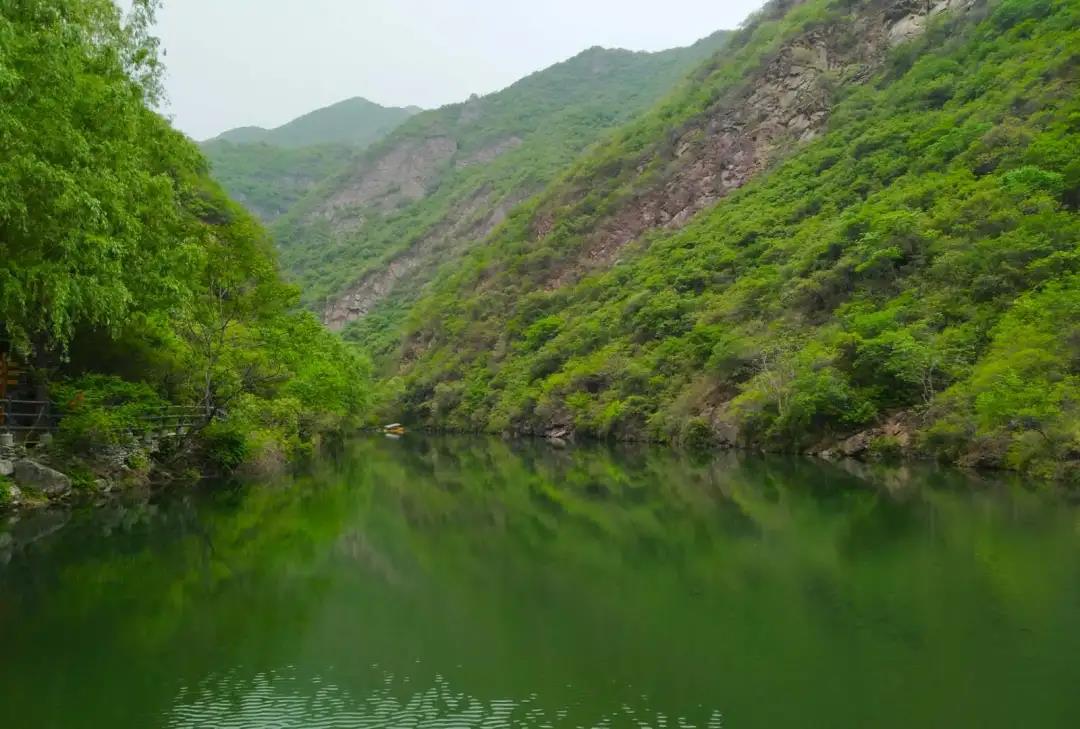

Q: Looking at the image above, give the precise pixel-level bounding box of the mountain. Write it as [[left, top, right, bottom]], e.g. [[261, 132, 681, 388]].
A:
[[383, 0, 1079, 482], [271, 31, 732, 334], [202, 98, 422, 221], [207, 97, 422, 148], [201, 140, 354, 222]]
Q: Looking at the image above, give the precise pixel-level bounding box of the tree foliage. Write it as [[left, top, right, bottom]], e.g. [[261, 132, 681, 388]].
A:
[[0, 0, 371, 472]]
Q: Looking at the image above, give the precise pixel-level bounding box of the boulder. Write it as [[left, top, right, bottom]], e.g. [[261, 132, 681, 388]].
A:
[[839, 431, 874, 458], [545, 426, 570, 441], [0, 459, 13, 477], [13, 460, 72, 498]]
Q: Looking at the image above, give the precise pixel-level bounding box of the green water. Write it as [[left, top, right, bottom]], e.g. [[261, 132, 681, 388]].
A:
[[1, 437, 1078, 728]]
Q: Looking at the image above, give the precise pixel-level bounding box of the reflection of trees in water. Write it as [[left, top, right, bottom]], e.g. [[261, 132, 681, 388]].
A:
[[1, 436, 1077, 727]]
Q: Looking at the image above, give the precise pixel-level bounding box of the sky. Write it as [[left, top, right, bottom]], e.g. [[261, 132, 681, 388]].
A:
[[136, 0, 764, 141]]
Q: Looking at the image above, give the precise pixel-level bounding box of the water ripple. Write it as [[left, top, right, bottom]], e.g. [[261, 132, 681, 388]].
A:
[[165, 668, 723, 729]]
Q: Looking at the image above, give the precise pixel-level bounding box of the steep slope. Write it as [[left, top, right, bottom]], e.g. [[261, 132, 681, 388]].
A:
[[207, 97, 421, 148], [271, 32, 732, 344], [391, 0, 1080, 481], [202, 98, 422, 222], [202, 140, 354, 221]]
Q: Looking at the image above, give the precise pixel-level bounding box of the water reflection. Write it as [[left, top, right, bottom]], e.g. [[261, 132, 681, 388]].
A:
[[1, 436, 1078, 729], [167, 668, 725, 729]]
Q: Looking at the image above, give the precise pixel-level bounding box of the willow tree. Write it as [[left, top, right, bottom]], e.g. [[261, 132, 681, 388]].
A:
[[0, 0, 199, 366]]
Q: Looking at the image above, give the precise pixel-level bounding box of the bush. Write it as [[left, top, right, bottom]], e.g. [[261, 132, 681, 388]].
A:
[[681, 417, 716, 452], [201, 421, 250, 474], [53, 375, 168, 452], [869, 435, 904, 461], [992, 0, 1053, 31]]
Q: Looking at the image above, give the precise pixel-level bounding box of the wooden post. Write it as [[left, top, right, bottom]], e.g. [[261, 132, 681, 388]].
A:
[[1, 353, 7, 427], [1, 352, 25, 427]]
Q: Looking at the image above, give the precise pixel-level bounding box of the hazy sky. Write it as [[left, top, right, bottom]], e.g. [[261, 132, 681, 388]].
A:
[[139, 0, 764, 140]]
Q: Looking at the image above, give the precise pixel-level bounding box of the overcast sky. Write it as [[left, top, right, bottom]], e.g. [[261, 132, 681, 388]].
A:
[[138, 0, 764, 141]]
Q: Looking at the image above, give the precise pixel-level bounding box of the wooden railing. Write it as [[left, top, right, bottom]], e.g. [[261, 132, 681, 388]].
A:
[[0, 352, 23, 401], [0, 400, 210, 437], [0, 399, 59, 432], [135, 406, 211, 436]]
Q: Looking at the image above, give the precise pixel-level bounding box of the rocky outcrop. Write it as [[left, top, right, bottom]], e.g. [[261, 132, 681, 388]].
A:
[[13, 459, 72, 497], [324, 187, 534, 330], [540, 0, 977, 289], [887, 0, 976, 46], [455, 136, 524, 168], [816, 412, 919, 461], [320, 136, 458, 223], [285, 38, 736, 331]]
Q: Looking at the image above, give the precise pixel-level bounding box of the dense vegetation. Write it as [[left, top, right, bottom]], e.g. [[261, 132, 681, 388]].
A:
[[0, 0, 370, 486], [201, 139, 354, 221], [202, 97, 421, 222], [388, 0, 1079, 482], [270, 33, 731, 341]]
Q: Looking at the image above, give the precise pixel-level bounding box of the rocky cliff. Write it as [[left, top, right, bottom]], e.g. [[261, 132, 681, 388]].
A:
[[385, 0, 1080, 481], [268, 32, 733, 344], [525, 0, 979, 291]]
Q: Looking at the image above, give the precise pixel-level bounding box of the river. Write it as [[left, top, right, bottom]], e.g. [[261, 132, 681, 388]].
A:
[[1, 436, 1078, 728]]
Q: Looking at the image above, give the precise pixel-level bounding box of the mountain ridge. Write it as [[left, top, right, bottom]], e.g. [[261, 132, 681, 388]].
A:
[[205, 96, 423, 148], [201, 97, 425, 222], [269, 31, 734, 332]]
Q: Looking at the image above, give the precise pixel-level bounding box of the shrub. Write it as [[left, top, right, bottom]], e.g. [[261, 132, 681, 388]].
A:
[[201, 421, 250, 474], [869, 435, 904, 461], [53, 375, 168, 452], [681, 418, 716, 452]]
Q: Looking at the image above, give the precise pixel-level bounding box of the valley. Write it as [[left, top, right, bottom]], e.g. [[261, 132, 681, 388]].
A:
[[219, 0, 1078, 482]]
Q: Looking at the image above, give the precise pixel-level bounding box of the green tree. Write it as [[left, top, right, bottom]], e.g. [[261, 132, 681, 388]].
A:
[[0, 0, 193, 361]]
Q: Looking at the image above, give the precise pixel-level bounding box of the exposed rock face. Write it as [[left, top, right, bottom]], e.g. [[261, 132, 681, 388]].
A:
[[320, 136, 458, 222], [324, 187, 534, 330], [455, 136, 524, 168], [706, 403, 742, 448], [888, 0, 975, 46], [311, 137, 536, 331], [318, 133, 532, 330], [816, 412, 918, 461], [13, 460, 72, 497], [540, 0, 976, 288]]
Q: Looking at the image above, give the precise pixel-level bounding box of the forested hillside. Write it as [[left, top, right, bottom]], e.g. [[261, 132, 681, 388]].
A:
[[202, 140, 354, 222], [207, 97, 421, 149], [270, 32, 732, 352], [202, 98, 421, 222], [0, 0, 369, 498], [386, 0, 1079, 482]]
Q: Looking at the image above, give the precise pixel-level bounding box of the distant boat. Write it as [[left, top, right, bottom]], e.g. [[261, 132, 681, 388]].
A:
[[383, 423, 407, 436]]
